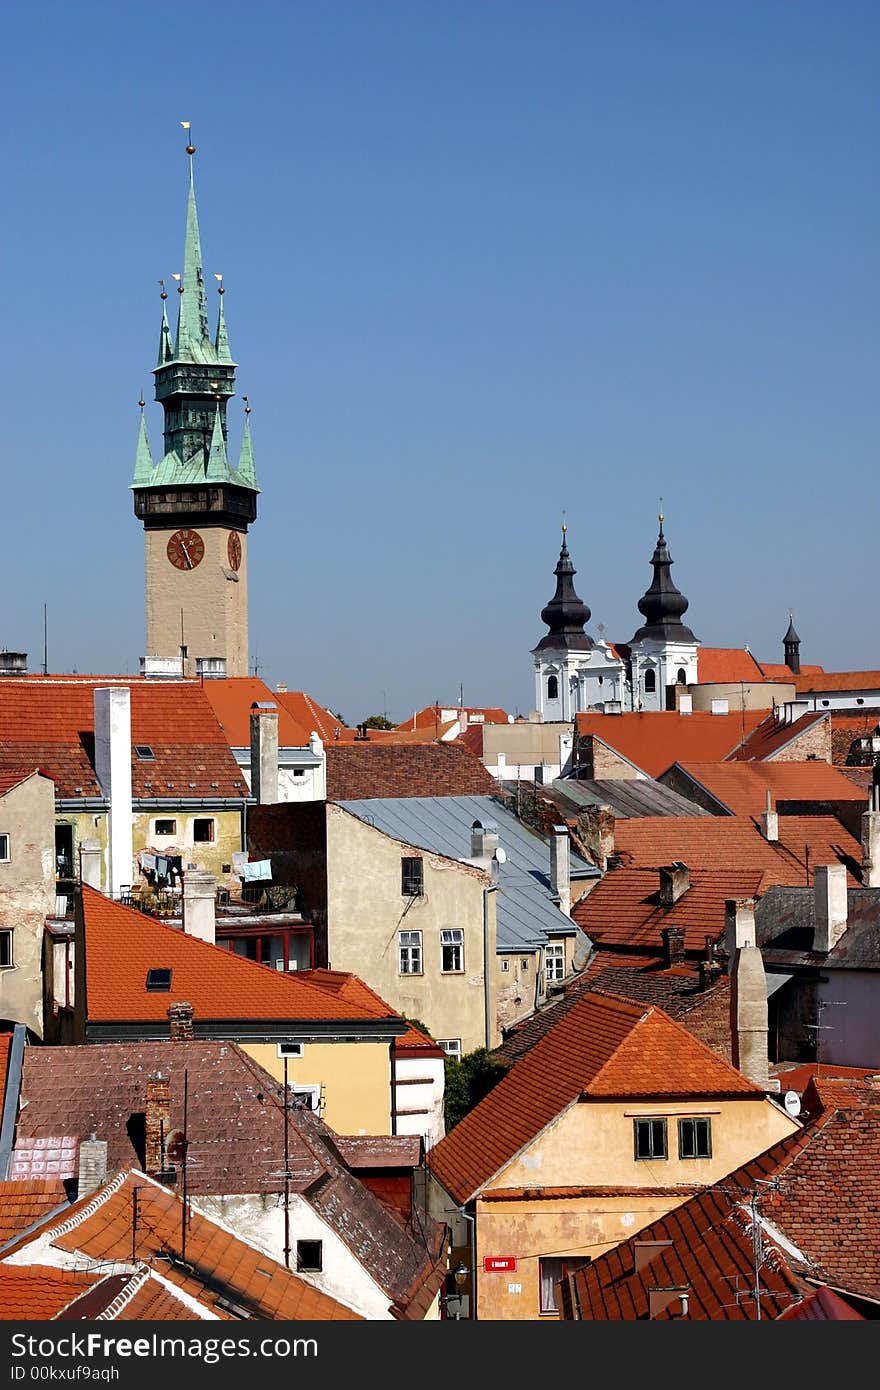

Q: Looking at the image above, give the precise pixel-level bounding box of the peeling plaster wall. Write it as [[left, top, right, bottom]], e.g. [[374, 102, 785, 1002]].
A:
[[0, 773, 56, 1035]]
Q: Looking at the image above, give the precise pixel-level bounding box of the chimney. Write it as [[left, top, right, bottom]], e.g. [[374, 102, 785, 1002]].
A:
[[678, 695, 693, 716], [661, 926, 686, 967], [78, 840, 102, 891], [550, 825, 571, 917], [659, 862, 690, 906], [813, 864, 848, 952], [182, 869, 216, 944], [145, 1072, 171, 1175], [250, 704, 279, 804], [77, 1135, 108, 1198], [94, 687, 133, 899], [724, 898, 756, 956], [634, 1240, 673, 1273], [730, 943, 769, 1088], [168, 1001, 195, 1041], [471, 820, 499, 860], [577, 805, 615, 872], [710, 698, 729, 716], [862, 803, 880, 888], [760, 791, 778, 842], [649, 1286, 690, 1319]]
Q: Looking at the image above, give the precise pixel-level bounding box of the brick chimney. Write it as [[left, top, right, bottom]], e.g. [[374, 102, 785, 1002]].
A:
[[730, 944, 769, 1088], [659, 862, 689, 906], [862, 796, 880, 888], [77, 1135, 108, 1198], [168, 1001, 195, 1040], [145, 1072, 171, 1175], [724, 898, 756, 956], [182, 869, 216, 944], [550, 825, 571, 917], [661, 926, 686, 967], [813, 864, 848, 953], [250, 703, 280, 804]]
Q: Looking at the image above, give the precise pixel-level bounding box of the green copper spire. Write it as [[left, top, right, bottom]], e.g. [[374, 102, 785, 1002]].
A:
[[236, 403, 259, 490], [214, 280, 232, 362], [205, 403, 230, 482], [132, 404, 154, 485], [156, 288, 174, 367], [176, 154, 212, 361]]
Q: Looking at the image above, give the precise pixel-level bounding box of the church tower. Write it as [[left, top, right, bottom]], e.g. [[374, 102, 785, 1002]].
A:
[[627, 510, 698, 711], [132, 131, 259, 678]]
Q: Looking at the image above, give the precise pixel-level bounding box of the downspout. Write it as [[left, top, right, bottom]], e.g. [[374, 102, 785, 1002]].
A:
[[460, 1204, 478, 1321], [389, 1037, 398, 1136], [483, 884, 498, 1049]]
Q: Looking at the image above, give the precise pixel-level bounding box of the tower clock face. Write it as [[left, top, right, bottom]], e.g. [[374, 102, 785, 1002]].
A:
[[166, 528, 205, 571], [227, 531, 242, 571]]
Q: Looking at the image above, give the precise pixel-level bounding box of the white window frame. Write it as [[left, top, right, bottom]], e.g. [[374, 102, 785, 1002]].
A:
[[398, 929, 423, 975], [0, 834, 9, 862], [0, 930, 13, 969], [545, 942, 565, 985], [438, 1039, 462, 1062], [276, 1042, 304, 1060], [440, 928, 464, 973], [289, 1084, 321, 1111]]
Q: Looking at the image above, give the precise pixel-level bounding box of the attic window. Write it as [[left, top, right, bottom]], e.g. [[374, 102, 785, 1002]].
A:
[[135, 746, 155, 761], [296, 1240, 323, 1273], [146, 968, 172, 991]]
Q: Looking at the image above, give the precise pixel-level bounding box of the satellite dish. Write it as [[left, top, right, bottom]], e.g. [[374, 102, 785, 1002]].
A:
[[783, 1090, 801, 1118], [494, 847, 507, 864]]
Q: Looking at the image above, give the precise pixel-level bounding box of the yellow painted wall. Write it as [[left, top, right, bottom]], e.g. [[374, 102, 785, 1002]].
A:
[[241, 1039, 392, 1136], [326, 806, 500, 1053], [133, 808, 242, 889], [474, 1193, 684, 1320], [497, 1096, 799, 1192]]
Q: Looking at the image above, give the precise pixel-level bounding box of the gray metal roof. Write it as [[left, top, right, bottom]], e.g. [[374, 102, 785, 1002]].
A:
[[551, 777, 711, 819], [335, 795, 597, 953]]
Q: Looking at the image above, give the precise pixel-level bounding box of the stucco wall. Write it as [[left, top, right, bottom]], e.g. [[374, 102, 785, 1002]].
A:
[[145, 526, 249, 677], [0, 773, 56, 1035], [133, 807, 243, 890], [240, 1039, 392, 1136], [325, 806, 499, 1053]]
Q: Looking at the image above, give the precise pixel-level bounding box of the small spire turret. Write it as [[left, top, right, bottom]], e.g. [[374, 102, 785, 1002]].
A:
[[205, 403, 230, 482], [236, 398, 259, 489], [783, 611, 801, 674], [133, 401, 154, 485]]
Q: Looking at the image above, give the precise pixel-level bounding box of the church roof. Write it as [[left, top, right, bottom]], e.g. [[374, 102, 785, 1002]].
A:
[[533, 526, 594, 654]]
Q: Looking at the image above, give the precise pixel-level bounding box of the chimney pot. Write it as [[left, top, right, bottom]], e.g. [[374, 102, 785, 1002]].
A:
[[168, 1000, 195, 1041], [659, 862, 690, 907], [182, 869, 216, 944], [550, 825, 571, 917], [724, 898, 756, 955]]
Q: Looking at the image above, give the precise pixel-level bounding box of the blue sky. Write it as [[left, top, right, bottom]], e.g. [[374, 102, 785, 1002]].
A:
[[2, 1, 877, 723]]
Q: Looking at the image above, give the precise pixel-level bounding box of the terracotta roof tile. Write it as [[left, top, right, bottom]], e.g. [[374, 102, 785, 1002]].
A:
[[611, 816, 862, 885], [325, 742, 498, 800], [395, 705, 509, 733], [0, 1180, 70, 1245], [575, 711, 768, 778], [0, 678, 244, 798], [697, 648, 768, 684], [795, 670, 880, 694], [728, 711, 828, 762], [758, 662, 824, 681], [80, 886, 402, 1025], [671, 760, 866, 817], [0, 1266, 102, 1320], [428, 990, 759, 1205]]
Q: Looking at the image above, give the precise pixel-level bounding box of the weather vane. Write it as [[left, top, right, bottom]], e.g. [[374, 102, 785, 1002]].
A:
[[243, 395, 251, 416], [659, 495, 664, 524], [214, 271, 224, 296], [181, 120, 195, 156], [158, 279, 167, 301], [561, 507, 567, 536]]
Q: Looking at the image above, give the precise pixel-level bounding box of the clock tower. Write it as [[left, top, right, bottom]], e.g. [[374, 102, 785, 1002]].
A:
[[132, 134, 259, 678]]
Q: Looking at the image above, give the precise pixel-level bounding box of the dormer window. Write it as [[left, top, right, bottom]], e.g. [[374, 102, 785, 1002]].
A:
[[135, 745, 155, 761], [146, 968, 172, 991]]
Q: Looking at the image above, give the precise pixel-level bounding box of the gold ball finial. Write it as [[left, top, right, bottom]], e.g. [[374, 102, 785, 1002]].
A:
[[138, 396, 145, 410], [186, 144, 195, 155], [243, 394, 251, 416], [561, 508, 567, 536], [659, 495, 664, 525]]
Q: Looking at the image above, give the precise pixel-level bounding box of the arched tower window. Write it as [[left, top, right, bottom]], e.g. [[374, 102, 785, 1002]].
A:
[[547, 674, 559, 701], [677, 668, 687, 685], [643, 669, 656, 694]]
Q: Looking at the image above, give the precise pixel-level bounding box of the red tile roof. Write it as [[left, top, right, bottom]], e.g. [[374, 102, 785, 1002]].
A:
[[326, 741, 498, 800], [32, 1169, 363, 1320], [80, 885, 403, 1027], [670, 760, 867, 817], [0, 677, 244, 798], [758, 662, 824, 681], [776, 1286, 864, 1320], [0, 1266, 102, 1320], [0, 1180, 69, 1245], [201, 677, 315, 746], [611, 815, 862, 884], [395, 705, 509, 733], [796, 670, 880, 694], [728, 710, 828, 762], [428, 991, 760, 1205], [560, 1079, 880, 1316], [575, 710, 768, 778], [0, 769, 44, 797], [697, 648, 768, 684], [574, 867, 768, 952]]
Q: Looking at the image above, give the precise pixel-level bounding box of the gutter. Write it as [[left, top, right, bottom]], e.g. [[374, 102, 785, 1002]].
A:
[[85, 1018, 409, 1043], [55, 797, 253, 813], [0, 1024, 27, 1179]]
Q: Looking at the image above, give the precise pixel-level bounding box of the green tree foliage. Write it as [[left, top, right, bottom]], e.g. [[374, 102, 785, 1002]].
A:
[[363, 714, 396, 730], [443, 1048, 509, 1132], [330, 711, 349, 727]]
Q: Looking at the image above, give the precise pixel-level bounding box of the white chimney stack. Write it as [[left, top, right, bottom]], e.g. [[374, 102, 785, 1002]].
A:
[[760, 791, 778, 842], [862, 801, 880, 888], [813, 864, 848, 952], [250, 704, 280, 804], [183, 869, 216, 945], [730, 944, 769, 1089], [93, 687, 133, 899], [724, 897, 756, 956], [550, 825, 571, 917]]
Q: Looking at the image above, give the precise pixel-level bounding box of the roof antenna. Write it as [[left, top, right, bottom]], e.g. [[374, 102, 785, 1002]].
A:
[[42, 602, 48, 677]]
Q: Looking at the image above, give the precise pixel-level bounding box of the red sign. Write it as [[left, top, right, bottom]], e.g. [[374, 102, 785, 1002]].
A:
[[483, 1256, 517, 1273]]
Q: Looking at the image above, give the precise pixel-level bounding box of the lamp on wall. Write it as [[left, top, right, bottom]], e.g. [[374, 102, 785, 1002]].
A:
[[442, 1261, 469, 1320]]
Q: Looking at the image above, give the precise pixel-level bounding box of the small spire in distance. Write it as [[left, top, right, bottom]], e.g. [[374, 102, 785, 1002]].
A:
[[133, 399, 154, 485], [237, 397, 259, 490], [205, 401, 230, 482], [214, 273, 232, 362]]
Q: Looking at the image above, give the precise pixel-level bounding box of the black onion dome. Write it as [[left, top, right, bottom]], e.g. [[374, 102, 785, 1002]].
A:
[[630, 522, 697, 644], [533, 531, 594, 653]]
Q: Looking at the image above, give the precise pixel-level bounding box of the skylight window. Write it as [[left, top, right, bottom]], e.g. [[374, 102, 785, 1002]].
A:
[[146, 968, 172, 991], [135, 745, 155, 761]]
